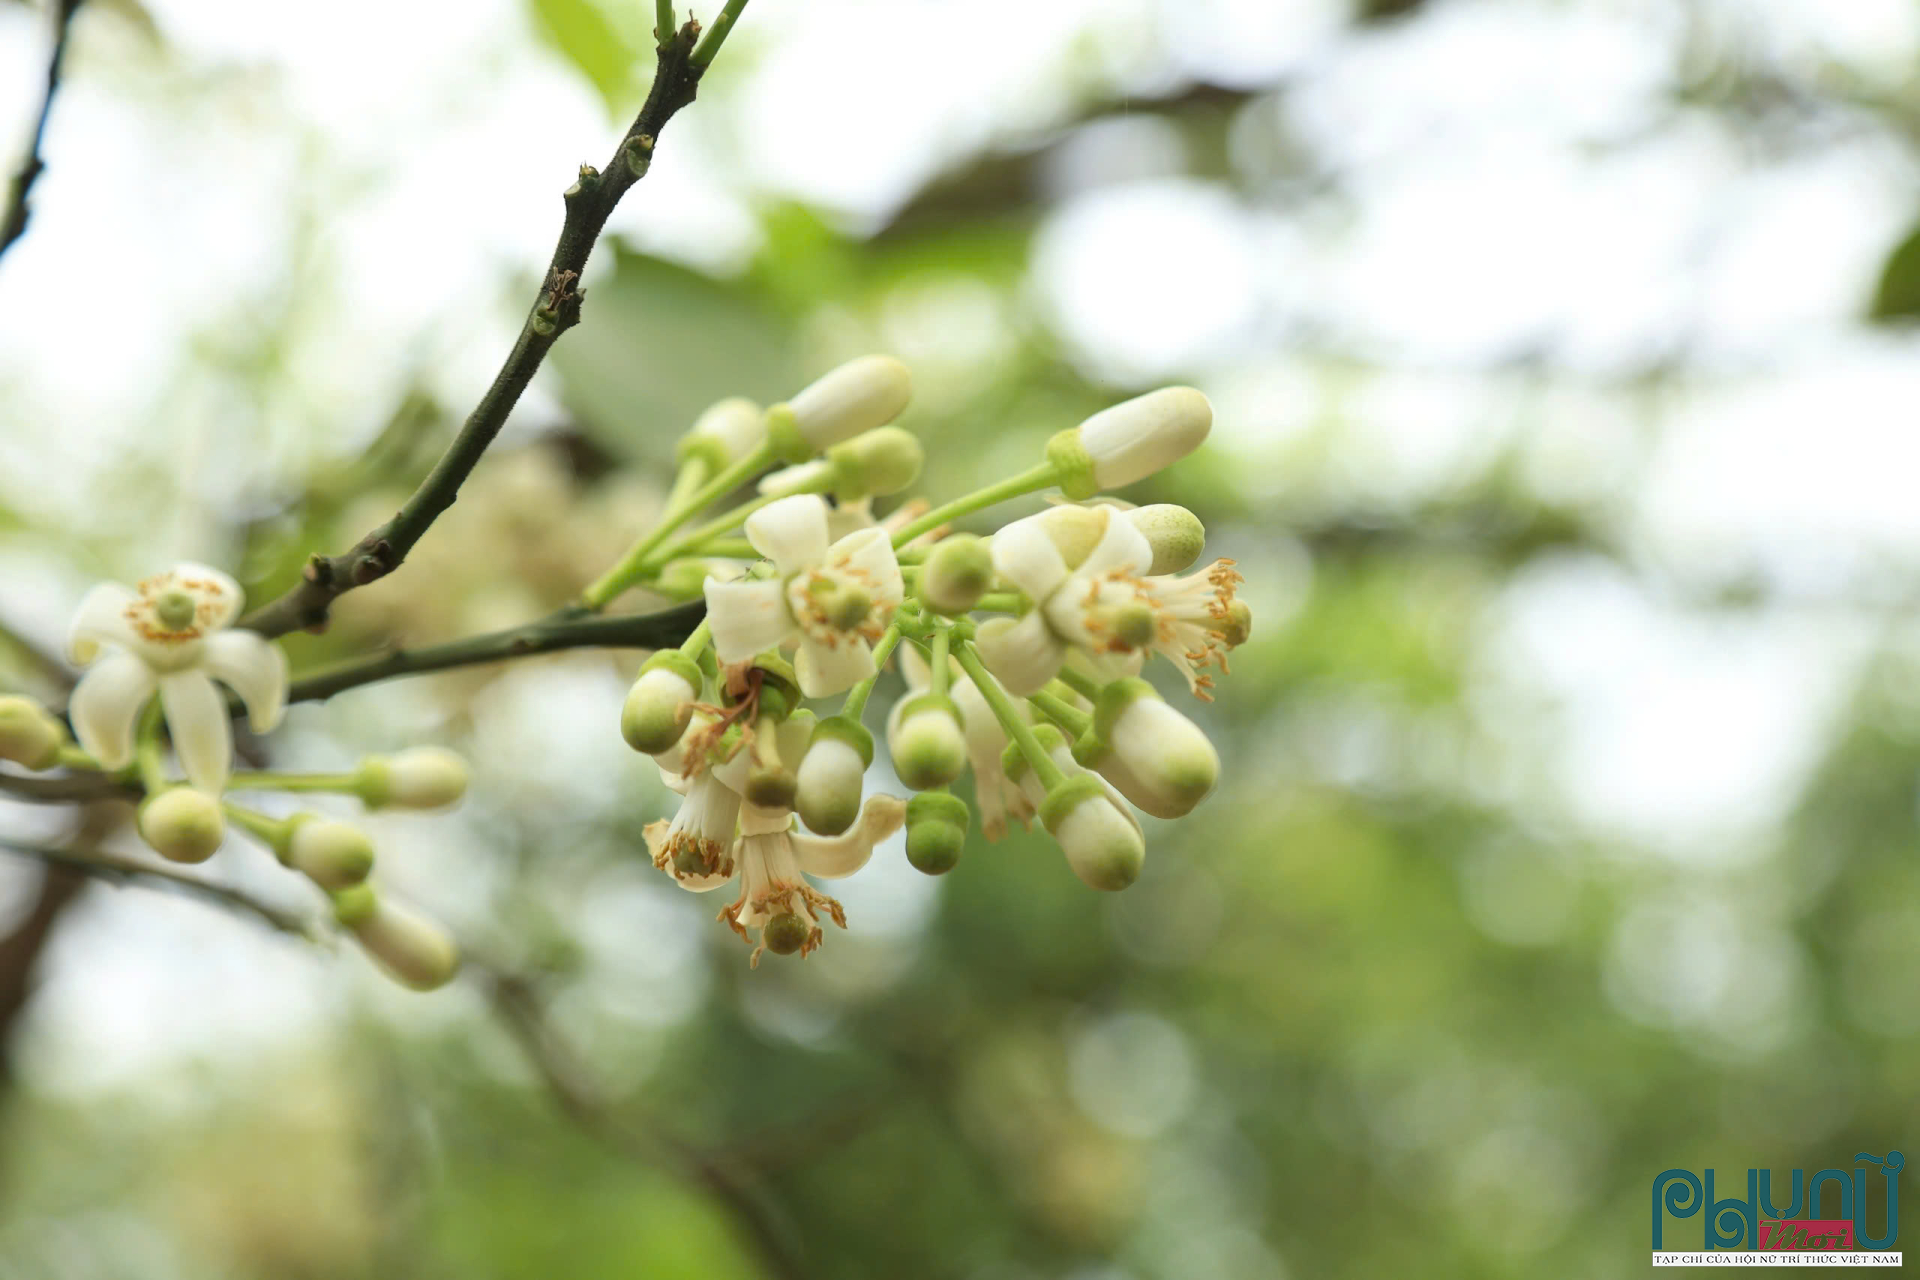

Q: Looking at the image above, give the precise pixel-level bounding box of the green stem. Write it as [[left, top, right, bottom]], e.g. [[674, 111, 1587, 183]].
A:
[[841, 625, 900, 722], [240, 22, 722, 638], [53, 745, 99, 771], [221, 802, 292, 850], [674, 537, 755, 560], [889, 462, 1058, 549], [973, 593, 1025, 613], [690, 0, 750, 67], [928, 626, 951, 699], [581, 441, 776, 608], [134, 701, 168, 794], [227, 771, 358, 794], [951, 639, 1065, 790], [654, 0, 676, 45], [1054, 664, 1102, 700], [679, 617, 712, 656], [285, 599, 705, 704], [660, 455, 710, 521], [640, 474, 830, 574], [1028, 690, 1090, 737]]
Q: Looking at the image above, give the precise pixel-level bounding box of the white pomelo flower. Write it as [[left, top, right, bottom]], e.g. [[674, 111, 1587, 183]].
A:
[[702, 495, 904, 697], [67, 563, 287, 793]]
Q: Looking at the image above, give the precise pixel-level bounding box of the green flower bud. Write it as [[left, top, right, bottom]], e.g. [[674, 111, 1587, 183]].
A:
[[0, 695, 64, 771], [888, 694, 966, 791], [285, 816, 376, 890], [356, 746, 469, 810], [825, 426, 924, 500], [1040, 774, 1144, 891], [1126, 504, 1206, 575], [904, 790, 969, 875], [620, 651, 703, 756], [137, 787, 226, 864], [338, 887, 460, 991], [795, 716, 873, 836], [918, 534, 993, 615]]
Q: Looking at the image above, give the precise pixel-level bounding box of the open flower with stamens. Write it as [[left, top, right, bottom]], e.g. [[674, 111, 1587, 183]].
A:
[[647, 720, 751, 887], [67, 563, 287, 792], [977, 507, 1153, 695], [664, 795, 905, 965], [645, 770, 745, 888], [982, 507, 1244, 700], [703, 495, 904, 698]]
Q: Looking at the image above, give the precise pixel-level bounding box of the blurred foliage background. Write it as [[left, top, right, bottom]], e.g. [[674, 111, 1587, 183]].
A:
[[2, 0, 1920, 1276]]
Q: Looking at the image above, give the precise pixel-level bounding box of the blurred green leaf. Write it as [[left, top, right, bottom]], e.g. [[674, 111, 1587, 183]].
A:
[[528, 0, 639, 116], [549, 247, 802, 461], [1869, 218, 1920, 321]]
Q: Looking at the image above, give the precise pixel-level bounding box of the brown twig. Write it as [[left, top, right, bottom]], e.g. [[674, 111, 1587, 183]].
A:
[[0, 836, 324, 938], [240, 15, 743, 639], [0, 0, 84, 265]]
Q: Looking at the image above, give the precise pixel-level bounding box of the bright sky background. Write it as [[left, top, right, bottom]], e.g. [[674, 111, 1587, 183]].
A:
[[4, 0, 1920, 1080]]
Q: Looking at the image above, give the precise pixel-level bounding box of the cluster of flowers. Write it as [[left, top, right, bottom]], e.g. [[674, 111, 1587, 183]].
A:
[[0, 353, 1248, 981], [620, 356, 1249, 963], [0, 566, 466, 990]]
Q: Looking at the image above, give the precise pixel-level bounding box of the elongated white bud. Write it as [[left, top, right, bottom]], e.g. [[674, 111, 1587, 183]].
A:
[[333, 885, 461, 991], [137, 787, 226, 864], [1075, 679, 1217, 819], [1040, 775, 1144, 891], [1125, 504, 1206, 575], [621, 652, 703, 756], [1047, 387, 1212, 498], [356, 746, 469, 810], [776, 355, 913, 455], [0, 696, 64, 771]]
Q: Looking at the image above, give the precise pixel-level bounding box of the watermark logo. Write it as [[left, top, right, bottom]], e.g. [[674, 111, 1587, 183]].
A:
[[1652, 1152, 1902, 1266]]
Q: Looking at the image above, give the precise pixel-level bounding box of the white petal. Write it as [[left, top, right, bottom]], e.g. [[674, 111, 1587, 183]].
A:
[[703, 578, 795, 662], [68, 652, 156, 768], [160, 671, 232, 793], [1077, 506, 1154, 577], [973, 613, 1064, 697], [66, 582, 139, 664], [990, 516, 1069, 602], [795, 636, 875, 699], [829, 527, 904, 608], [739, 801, 794, 837], [792, 794, 905, 878], [169, 562, 244, 629], [201, 630, 288, 733], [744, 494, 830, 575]]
